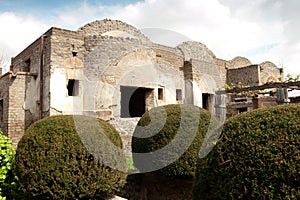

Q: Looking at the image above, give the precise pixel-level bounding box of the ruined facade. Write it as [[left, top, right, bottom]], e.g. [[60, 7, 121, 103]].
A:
[[0, 19, 283, 146]]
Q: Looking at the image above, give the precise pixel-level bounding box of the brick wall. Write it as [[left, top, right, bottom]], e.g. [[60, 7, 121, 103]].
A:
[[8, 74, 27, 146], [253, 96, 278, 109], [0, 74, 10, 135], [227, 65, 260, 86]]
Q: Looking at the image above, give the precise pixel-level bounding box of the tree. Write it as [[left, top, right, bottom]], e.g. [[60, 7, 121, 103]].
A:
[[0, 52, 8, 73]]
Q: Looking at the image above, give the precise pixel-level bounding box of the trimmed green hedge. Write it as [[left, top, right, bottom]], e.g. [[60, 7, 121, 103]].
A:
[[194, 104, 300, 199], [15, 115, 127, 199], [132, 104, 220, 178]]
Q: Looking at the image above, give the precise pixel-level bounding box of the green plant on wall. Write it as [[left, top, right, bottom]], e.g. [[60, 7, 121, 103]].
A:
[[278, 73, 300, 82]]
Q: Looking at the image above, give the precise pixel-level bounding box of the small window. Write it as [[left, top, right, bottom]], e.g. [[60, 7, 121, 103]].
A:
[[176, 89, 182, 101], [72, 51, 78, 57], [24, 58, 31, 72], [67, 79, 79, 96], [158, 88, 164, 100]]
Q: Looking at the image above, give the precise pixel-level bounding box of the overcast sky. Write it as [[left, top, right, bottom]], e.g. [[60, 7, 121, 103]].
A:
[[0, 0, 299, 76]]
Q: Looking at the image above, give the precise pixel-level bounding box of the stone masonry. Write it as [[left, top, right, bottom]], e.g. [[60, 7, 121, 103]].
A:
[[0, 19, 283, 148]]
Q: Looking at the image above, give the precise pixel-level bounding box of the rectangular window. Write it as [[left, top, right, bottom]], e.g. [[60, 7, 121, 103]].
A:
[[24, 58, 31, 72], [176, 89, 182, 101], [158, 88, 164, 100], [67, 79, 79, 96], [72, 51, 78, 57], [0, 99, 3, 125]]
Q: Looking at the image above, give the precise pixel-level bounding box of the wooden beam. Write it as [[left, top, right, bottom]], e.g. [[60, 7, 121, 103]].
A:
[[224, 81, 300, 94]]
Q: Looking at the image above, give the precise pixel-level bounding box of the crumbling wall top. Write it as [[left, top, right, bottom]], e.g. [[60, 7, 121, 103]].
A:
[[229, 56, 252, 69], [176, 41, 216, 62], [77, 19, 149, 41]]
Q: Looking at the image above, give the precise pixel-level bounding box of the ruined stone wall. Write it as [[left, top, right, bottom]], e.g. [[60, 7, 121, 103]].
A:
[[214, 58, 229, 85], [253, 96, 278, 109], [151, 43, 184, 70], [0, 71, 39, 144], [84, 36, 151, 81], [0, 74, 10, 135], [190, 59, 223, 89], [11, 29, 53, 121], [50, 28, 85, 68], [11, 38, 42, 74], [49, 28, 85, 116], [228, 56, 252, 69], [176, 41, 216, 62], [227, 65, 260, 86], [259, 61, 282, 84], [78, 19, 149, 41], [7, 73, 27, 146]]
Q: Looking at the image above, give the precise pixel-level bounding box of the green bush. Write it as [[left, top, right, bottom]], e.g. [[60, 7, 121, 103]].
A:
[[0, 132, 16, 200], [132, 104, 220, 178], [194, 104, 300, 199], [15, 115, 127, 199]]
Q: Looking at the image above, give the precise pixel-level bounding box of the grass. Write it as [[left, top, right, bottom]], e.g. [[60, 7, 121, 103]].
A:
[[126, 157, 138, 173]]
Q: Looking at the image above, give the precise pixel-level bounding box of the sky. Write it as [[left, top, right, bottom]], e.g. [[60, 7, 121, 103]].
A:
[[0, 0, 300, 76]]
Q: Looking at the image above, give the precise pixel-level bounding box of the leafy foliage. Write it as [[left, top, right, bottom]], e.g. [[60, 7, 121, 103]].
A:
[[194, 104, 300, 199], [15, 115, 127, 199], [132, 104, 220, 178], [0, 132, 16, 200]]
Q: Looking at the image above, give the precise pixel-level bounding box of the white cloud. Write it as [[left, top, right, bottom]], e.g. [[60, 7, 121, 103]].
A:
[[0, 12, 49, 71], [0, 0, 299, 76], [108, 0, 298, 75]]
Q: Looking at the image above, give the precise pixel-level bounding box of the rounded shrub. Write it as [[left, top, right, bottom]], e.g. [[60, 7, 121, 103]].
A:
[[194, 104, 300, 199], [15, 115, 127, 199], [132, 104, 220, 178]]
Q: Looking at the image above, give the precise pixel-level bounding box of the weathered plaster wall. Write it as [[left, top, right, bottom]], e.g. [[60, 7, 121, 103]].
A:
[[177, 41, 223, 109], [49, 28, 85, 116], [83, 45, 184, 135]]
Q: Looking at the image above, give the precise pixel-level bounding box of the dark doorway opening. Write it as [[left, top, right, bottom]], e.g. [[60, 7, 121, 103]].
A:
[[67, 79, 79, 96], [121, 86, 153, 118], [237, 107, 248, 114], [202, 93, 210, 110]]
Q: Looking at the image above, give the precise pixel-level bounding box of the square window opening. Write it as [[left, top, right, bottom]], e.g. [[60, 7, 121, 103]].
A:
[[158, 88, 164, 100], [72, 51, 78, 57]]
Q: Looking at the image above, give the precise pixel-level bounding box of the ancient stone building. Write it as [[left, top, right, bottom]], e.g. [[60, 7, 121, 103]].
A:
[[0, 19, 282, 146]]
